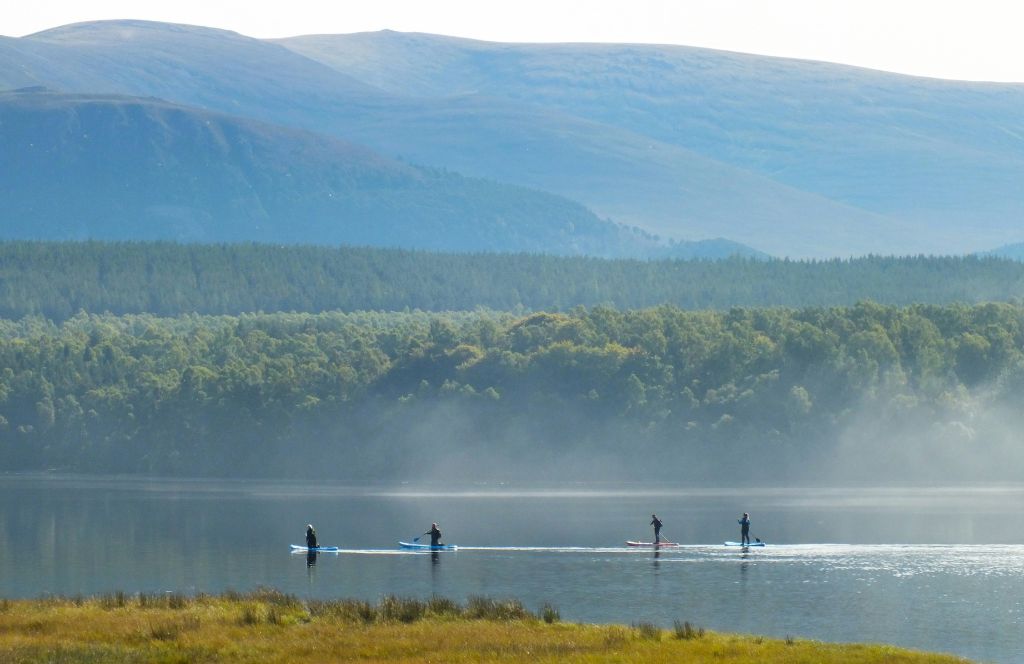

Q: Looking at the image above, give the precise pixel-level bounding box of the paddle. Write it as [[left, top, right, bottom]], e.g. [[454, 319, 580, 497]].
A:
[[412, 531, 430, 543]]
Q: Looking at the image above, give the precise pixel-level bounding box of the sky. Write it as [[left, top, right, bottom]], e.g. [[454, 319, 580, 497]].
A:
[[4, 0, 1024, 82]]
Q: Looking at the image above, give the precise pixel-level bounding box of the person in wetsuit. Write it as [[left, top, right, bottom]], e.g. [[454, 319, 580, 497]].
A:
[[427, 522, 442, 547], [738, 513, 750, 545], [306, 524, 318, 549], [650, 514, 663, 543]]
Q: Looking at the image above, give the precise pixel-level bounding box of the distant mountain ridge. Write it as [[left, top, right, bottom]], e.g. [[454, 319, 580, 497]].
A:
[[981, 242, 1024, 260], [0, 88, 760, 258], [3, 20, 1024, 256], [278, 31, 1024, 252]]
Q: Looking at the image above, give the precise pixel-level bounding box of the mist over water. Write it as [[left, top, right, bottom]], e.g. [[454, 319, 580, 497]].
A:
[[822, 374, 1024, 484], [354, 378, 1024, 488], [1, 476, 1022, 661]]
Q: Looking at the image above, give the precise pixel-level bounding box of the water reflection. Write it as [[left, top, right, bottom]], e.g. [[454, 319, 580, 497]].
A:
[[1, 478, 1023, 663]]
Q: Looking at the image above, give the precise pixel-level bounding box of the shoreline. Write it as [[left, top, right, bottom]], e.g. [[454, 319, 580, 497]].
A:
[[0, 590, 970, 663]]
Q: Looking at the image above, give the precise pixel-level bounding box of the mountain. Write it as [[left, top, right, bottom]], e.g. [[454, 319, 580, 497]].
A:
[[279, 30, 1024, 249], [4, 21, 1024, 256], [0, 20, 905, 257], [0, 88, 761, 258], [982, 242, 1024, 260]]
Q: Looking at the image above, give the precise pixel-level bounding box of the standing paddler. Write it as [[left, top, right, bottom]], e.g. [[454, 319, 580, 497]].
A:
[[426, 522, 442, 547], [650, 514, 664, 544], [738, 513, 751, 546]]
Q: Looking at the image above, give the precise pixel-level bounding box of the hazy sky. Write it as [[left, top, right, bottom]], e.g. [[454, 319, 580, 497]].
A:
[[5, 0, 1024, 82]]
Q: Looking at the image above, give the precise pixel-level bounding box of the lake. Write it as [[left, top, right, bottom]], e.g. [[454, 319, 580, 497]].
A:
[[1, 476, 1022, 662]]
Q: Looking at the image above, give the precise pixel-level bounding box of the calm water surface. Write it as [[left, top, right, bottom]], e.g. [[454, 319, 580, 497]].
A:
[[1, 476, 1022, 662]]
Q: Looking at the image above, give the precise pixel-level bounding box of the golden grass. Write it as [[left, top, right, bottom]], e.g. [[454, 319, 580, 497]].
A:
[[0, 592, 971, 663]]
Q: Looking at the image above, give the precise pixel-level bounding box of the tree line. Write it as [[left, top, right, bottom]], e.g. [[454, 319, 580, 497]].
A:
[[1, 302, 1021, 481], [1, 241, 1024, 320]]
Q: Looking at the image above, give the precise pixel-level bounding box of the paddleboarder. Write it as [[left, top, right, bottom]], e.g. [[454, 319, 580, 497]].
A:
[[305, 524, 318, 549], [738, 513, 750, 546], [650, 514, 663, 543], [426, 522, 442, 547]]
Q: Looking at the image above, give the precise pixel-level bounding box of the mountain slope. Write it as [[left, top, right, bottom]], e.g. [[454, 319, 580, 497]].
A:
[[0, 20, 906, 257], [280, 31, 1024, 211], [7, 21, 1024, 256], [1, 89, 763, 257], [279, 30, 1024, 253], [982, 242, 1024, 260], [6, 20, 386, 113]]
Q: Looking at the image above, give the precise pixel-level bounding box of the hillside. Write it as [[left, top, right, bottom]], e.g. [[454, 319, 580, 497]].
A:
[[280, 30, 1024, 253], [0, 89, 758, 258], [4, 20, 1024, 256], [4, 242, 1024, 321], [984, 242, 1024, 260], [2, 304, 1022, 481]]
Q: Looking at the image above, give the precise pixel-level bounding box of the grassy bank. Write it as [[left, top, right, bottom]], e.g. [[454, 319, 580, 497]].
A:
[[0, 590, 968, 663]]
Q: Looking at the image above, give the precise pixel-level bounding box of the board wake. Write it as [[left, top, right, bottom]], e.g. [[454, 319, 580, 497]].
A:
[[399, 541, 458, 551], [625, 541, 681, 547], [724, 541, 766, 547], [290, 544, 341, 552]]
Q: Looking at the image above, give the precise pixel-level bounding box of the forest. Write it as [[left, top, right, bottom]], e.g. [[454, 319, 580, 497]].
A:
[[2, 241, 1024, 319], [1, 302, 1021, 482]]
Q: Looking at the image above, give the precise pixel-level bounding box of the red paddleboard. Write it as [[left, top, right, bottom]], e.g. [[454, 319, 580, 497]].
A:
[[625, 541, 680, 547]]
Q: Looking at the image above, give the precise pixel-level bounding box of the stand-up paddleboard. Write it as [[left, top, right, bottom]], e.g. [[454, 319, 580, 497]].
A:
[[290, 544, 341, 552], [399, 541, 458, 551], [625, 541, 681, 547], [723, 541, 766, 547]]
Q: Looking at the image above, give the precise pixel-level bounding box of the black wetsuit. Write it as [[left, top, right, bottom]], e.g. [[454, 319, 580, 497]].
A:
[[739, 517, 750, 545], [306, 528, 318, 549], [650, 516, 663, 543], [429, 526, 442, 547]]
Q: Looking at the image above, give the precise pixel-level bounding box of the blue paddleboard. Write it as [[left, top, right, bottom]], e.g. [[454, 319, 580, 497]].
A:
[[291, 544, 341, 552], [724, 541, 765, 547], [399, 541, 458, 551]]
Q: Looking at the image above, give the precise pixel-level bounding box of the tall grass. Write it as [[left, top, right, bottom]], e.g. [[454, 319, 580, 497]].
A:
[[674, 619, 705, 640], [0, 591, 971, 664]]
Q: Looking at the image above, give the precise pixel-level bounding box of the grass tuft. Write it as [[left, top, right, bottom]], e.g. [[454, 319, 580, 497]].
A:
[[249, 587, 301, 608], [380, 595, 427, 623], [99, 591, 127, 609], [148, 615, 200, 641], [308, 598, 377, 624], [603, 625, 631, 648], [633, 621, 662, 640], [239, 603, 262, 626], [466, 596, 531, 621], [541, 603, 560, 624], [673, 620, 705, 640], [427, 595, 461, 618]]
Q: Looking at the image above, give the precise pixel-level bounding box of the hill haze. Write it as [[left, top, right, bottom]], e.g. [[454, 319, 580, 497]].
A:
[[0, 89, 760, 258], [3, 20, 1024, 256], [280, 30, 1024, 252]]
